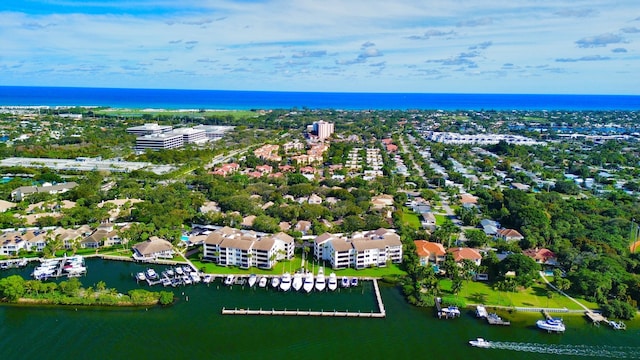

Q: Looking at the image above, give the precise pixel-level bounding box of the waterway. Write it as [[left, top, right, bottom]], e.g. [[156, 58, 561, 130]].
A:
[[1, 258, 639, 359]]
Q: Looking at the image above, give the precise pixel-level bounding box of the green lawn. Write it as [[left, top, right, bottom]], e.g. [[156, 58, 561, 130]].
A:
[[401, 207, 421, 229], [439, 279, 598, 310], [189, 253, 406, 277], [435, 214, 447, 226]]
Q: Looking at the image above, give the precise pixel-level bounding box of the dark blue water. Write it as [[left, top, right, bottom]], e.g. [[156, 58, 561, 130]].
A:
[[1, 86, 639, 111]]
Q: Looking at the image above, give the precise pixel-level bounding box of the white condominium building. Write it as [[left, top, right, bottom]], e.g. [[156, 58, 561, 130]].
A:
[[313, 120, 335, 140], [313, 228, 403, 269]]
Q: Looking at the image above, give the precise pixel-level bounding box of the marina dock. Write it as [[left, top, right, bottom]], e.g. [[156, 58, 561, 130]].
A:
[[221, 278, 386, 318]]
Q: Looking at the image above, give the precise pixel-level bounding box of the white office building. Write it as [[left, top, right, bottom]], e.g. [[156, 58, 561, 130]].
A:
[[171, 128, 207, 144], [126, 123, 173, 136], [135, 133, 184, 151]]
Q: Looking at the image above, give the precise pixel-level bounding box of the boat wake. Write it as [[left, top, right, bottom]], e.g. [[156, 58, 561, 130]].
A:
[[488, 341, 640, 358]]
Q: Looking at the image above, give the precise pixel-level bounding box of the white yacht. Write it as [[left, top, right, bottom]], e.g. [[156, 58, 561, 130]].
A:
[[248, 274, 257, 287], [341, 276, 350, 288], [536, 318, 566, 333], [315, 268, 326, 291], [280, 272, 292, 291], [327, 272, 338, 291], [469, 338, 491, 348], [292, 272, 303, 291], [146, 268, 158, 280], [258, 276, 268, 288], [271, 276, 280, 288], [224, 274, 235, 286], [476, 305, 488, 318], [303, 272, 314, 293]]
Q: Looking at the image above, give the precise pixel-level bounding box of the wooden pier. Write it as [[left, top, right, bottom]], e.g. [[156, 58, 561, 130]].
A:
[[485, 313, 511, 326], [221, 278, 386, 318]]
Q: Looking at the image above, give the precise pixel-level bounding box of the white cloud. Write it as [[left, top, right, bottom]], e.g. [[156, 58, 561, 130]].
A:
[[1, 1, 640, 94]]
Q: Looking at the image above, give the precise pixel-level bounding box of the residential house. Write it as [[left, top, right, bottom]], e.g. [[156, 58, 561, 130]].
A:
[[420, 212, 437, 231], [413, 240, 446, 266], [295, 220, 312, 234], [447, 247, 482, 266], [11, 182, 78, 201], [480, 219, 499, 236], [524, 248, 557, 266], [496, 228, 524, 242]]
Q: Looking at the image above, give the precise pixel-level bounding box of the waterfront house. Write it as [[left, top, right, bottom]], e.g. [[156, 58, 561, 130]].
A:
[[132, 237, 174, 261], [447, 247, 482, 266], [0, 231, 28, 256], [413, 240, 446, 266]]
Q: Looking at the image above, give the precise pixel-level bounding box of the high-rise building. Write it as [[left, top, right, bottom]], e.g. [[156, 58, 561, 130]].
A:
[[313, 120, 334, 140]]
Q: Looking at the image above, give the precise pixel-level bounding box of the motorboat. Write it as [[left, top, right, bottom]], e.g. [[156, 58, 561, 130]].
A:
[[303, 272, 314, 293], [183, 275, 192, 285], [136, 272, 147, 281], [146, 268, 158, 280], [175, 267, 184, 275], [271, 276, 280, 288], [203, 274, 213, 284], [280, 272, 292, 291], [292, 272, 303, 291], [315, 268, 326, 291], [610, 321, 626, 330], [469, 338, 491, 348], [476, 305, 488, 318], [328, 272, 338, 291], [536, 318, 566, 333], [166, 268, 175, 277], [341, 276, 350, 288], [190, 272, 201, 283], [162, 278, 171, 287], [258, 276, 268, 288], [224, 274, 235, 286], [248, 274, 257, 287], [350, 277, 358, 287]]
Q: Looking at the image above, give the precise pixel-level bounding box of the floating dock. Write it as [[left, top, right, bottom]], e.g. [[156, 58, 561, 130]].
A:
[[221, 278, 386, 318]]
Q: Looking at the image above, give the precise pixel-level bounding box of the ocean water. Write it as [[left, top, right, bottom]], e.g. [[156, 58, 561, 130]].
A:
[[1, 86, 639, 111], [0, 259, 639, 360]]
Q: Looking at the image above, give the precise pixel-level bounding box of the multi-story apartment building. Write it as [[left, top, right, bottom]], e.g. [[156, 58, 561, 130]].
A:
[[313, 228, 403, 269], [202, 227, 294, 269]]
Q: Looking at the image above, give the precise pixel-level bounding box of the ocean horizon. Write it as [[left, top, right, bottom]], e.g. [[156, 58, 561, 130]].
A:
[[1, 86, 639, 111]]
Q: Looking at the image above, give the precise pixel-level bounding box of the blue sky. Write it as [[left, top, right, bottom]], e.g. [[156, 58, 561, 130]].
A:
[[1, 0, 639, 94]]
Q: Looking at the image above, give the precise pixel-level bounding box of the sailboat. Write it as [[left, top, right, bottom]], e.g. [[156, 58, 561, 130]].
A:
[[315, 266, 326, 291], [328, 272, 338, 291]]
